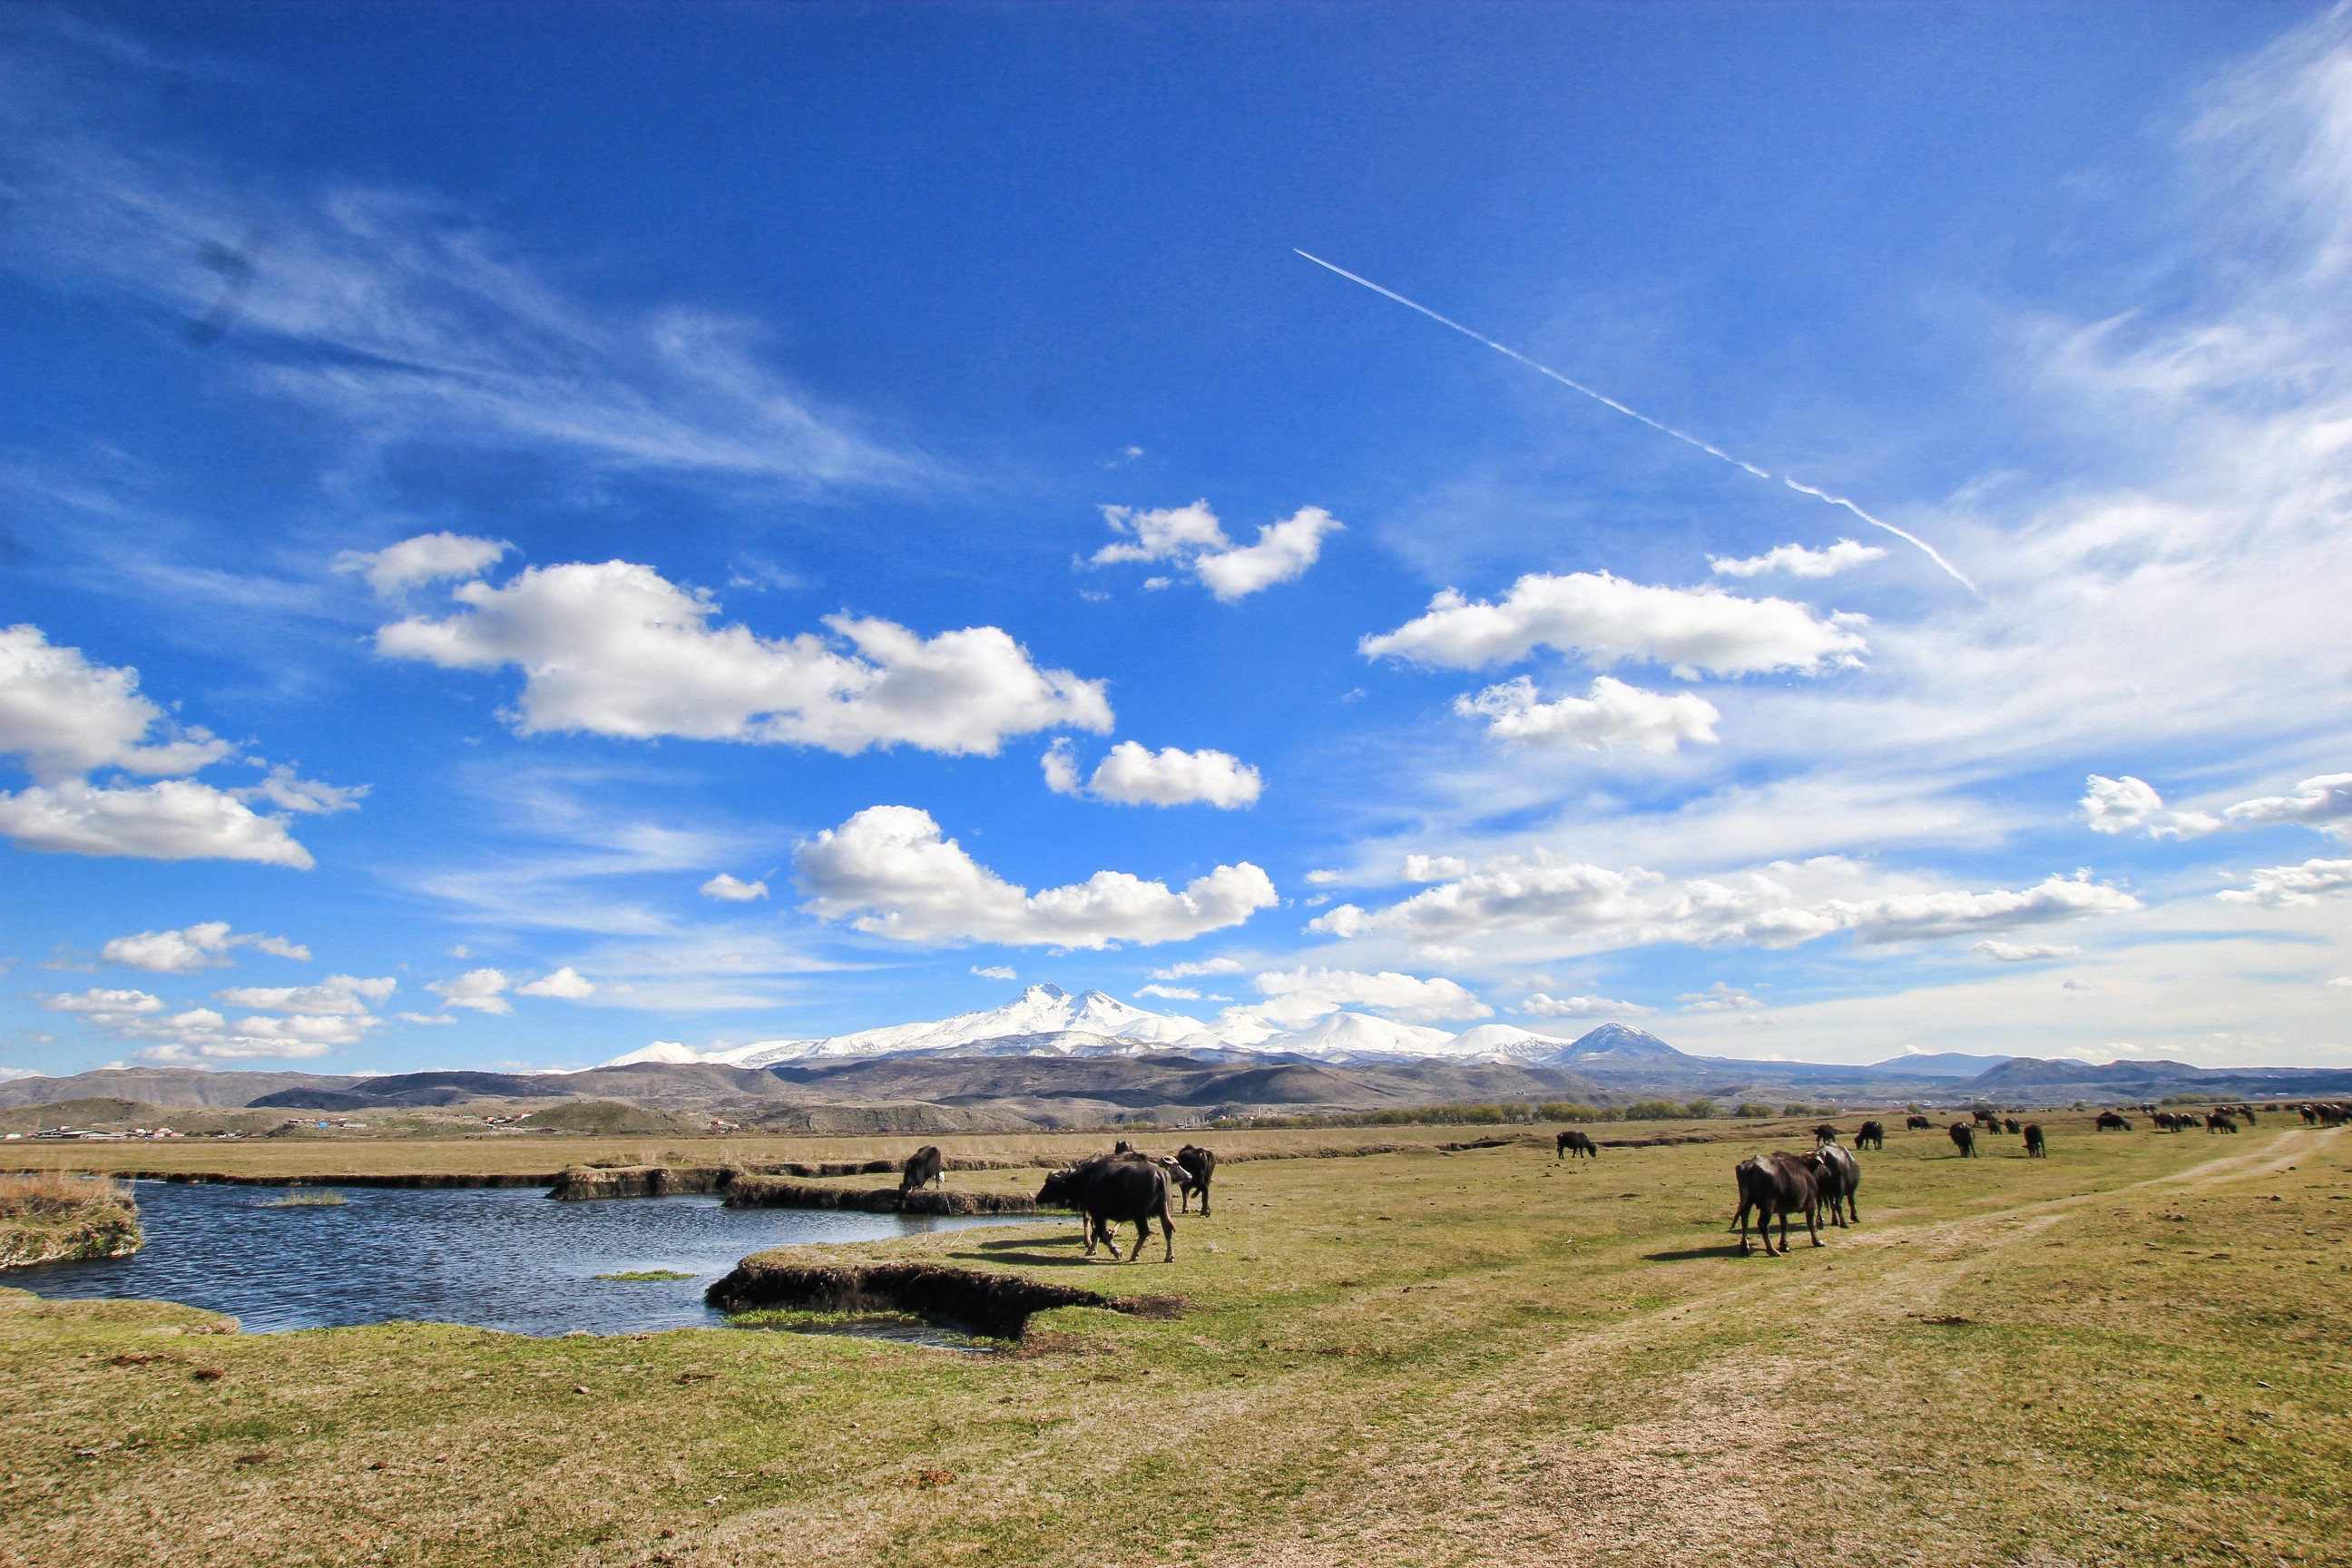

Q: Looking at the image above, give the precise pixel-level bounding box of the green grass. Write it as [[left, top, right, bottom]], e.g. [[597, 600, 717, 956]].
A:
[[0, 1117, 2345, 1566], [593, 1269, 695, 1282], [257, 1191, 348, 1208]]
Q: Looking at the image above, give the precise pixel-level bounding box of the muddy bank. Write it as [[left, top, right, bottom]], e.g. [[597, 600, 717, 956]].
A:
[[706, 1259, 1150, 1338], [126, 1171, 559, 1190], [0, 1192, 142, 1271], [722, 1174, 1036, 1216], [548, 1164, 736, 1200]]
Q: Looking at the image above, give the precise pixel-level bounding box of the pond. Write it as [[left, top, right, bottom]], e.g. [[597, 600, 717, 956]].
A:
[[9, 1181, 1027, 1337]]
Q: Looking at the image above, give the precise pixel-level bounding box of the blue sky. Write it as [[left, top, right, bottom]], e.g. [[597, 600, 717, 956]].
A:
[[5, 2, 2348, 1077]]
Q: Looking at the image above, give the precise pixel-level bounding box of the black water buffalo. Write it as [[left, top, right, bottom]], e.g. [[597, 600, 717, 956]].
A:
[[899, 1145, 945, 1193], [1812, 1123, 1842, 1145], [1906, 1114, 1934, 1131], [1037, 1153, 1175, 1262], [2206, 1112, 2239, 1134], [1732, 1153, 1821, 1256], [1808, 1142, 1861, 1226], [2095, 1111, 2132, 1132], [2023, 1122, 2046, 1157], [1556, 1129, 1598, 1160], [1949, 1122, 1977, 1158], [2151, 1112, 2185, 1132], [2003, 1117, 2021, 1135], [1973, 1108, 2002, 1129], [1856, 1121, 1886, 1152], [1173, 1144, 1216, 1214]]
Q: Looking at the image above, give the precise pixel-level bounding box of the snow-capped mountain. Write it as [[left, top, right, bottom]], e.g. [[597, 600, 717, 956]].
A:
[[601, 983, 1643, 1071]]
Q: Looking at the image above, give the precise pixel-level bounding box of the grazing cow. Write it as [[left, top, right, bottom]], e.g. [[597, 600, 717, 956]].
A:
[[2023, 1122, 2046, 1157], [1036, 1153, 1175, 1262], [1555, 1129, 1598, 1161], [1173, 1144, 1216, 1214], [1812, 1123, 1842, 1146], [1949, 1122, 1977, 1158], [2232, 1105, 2259, 1125], [2206, 1112, 2239, 1134], [1906, 1114, 1934, 1131], [2003, 1117, 2021, 1135], [1973, 1109, 2002, 1129], [1731, 1152, 1821, 1256], [1808, 1142, 1861, 1226], [1856, 1121, 1886, 1152], [2095, 1111, 2132, 1132], [2151, 1112, 2180, 1132], [899, 1145, 946, 1194]]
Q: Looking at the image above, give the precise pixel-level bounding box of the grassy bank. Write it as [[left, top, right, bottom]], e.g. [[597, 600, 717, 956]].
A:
[[0, 1116, 2345, 1566], [0, 1171, 141, 1270]]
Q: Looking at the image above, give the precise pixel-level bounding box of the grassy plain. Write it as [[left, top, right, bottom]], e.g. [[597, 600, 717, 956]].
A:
[[0, 1114, 2346, 1567]]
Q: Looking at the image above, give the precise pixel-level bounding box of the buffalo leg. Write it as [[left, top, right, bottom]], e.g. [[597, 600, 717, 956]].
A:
[[1158, 1200, 1175, 1262]]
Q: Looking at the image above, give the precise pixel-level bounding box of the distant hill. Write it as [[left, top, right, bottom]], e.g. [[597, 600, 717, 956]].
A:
[[1866, 1052, 2015, 1078]]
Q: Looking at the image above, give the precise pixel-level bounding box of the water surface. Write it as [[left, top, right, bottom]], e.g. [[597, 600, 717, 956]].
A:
[[11, 1181, 1022, 1336]]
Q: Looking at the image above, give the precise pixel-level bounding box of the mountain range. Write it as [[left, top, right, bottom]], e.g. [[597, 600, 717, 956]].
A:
[[6, 984, 2348, 1126]]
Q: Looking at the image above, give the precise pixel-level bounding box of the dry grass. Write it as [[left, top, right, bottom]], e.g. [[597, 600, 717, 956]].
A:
[[0, 1169, 130, 1220], [0, 1116, 2345, 1567]]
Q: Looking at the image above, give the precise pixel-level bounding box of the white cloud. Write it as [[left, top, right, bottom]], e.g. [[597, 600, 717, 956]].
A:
[[237, 765, 367, 816], [0, 627, 344, 867], [1092, 501, 1342, 600], [377, 558, 1112, 755], [1520, 993, 1651, 1019], [1135, 983, 1200, 1001], [700, 873, 769, 902], [1455, 676, 1720, 753], [2221, 772, 2352, 835], [0, 779, 318, 867], [1709, 540, 1886, 579], [1150, 956, 1243, 980], [970, 965, 1017, 981], [1302, 869, 1344, 886], [2086, 771, 2352, 843], [427, 967, 514, 1014], [1048, 740, 1264, 808], [796, 804, 1278, 949], [1678, 983, 1763, 1012], [215, 975, 397, 1015], [1312, 853, 2140, 955], [1192, 507, 1345, 602], [1974, 939, 2082, 963], [0, 624, 230, 784], [43, 988, 166, 1015], [1359, 572, 1867, 677], [1404, 855, 1469, 882], [2217, 857, 2352, 907], [335, 532, 511, 595], [99, 921, 309, 974], [1232, 966, 1493, 1030], [517, 965, 595, 1000], [397, 1012, 459, 1025]]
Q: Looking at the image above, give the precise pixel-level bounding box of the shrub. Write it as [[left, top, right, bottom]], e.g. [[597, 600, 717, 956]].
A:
[[1736, 1103, 1774, 1119], [1622, 1100, 1684, 1121], [1781, 1103, 1812, 1117], [1598, 1106, 1625, 1122], [1684, 1100, 1718, 1120], [1538, 1102, 1600, 1123]]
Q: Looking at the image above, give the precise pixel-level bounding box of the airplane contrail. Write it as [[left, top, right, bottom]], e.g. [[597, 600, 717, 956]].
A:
[[1293, 249, 1979, 595]]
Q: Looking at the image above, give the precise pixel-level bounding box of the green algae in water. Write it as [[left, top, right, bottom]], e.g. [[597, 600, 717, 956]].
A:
[[594, 1269, 695, 1282]]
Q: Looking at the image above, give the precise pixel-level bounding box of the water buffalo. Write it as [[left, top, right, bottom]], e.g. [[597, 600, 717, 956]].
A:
[[1808, 1142, 1861, 1226], [1973, 1109, 2002, 1129], [1812, 1123, 1842, 1145], [1732, 1153, 1821, 1256], [2095, 1111, 2132, 1132], [1037, 1153, 1175, 1262], [2023, 1122, 2046, 1157], [1556, 1129, 1598, 1160], [1906, 1114, 1934, 1131], [1856, 1121, 1885, 1152], [2228, 1104, 2259, 1125], [1173, 1144, 1216, 1214], [1949, 1122, 1977, 1158], [899, 1145, 945, 1193], [2206, 1112, 2239, 1134], [2003, 1117, 2021, 1135]]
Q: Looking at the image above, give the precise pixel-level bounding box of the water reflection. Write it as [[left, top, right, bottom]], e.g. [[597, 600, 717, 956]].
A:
[[10, 1181, 1021, 1337]]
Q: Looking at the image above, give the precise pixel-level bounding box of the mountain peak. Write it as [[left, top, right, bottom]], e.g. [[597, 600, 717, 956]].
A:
[[1024, 983, 1069, 1001], [1567, 1023, 1684, 1059]]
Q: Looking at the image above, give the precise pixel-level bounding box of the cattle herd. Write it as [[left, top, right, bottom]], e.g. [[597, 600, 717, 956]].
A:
[[943, 1095, 2332, 1267]]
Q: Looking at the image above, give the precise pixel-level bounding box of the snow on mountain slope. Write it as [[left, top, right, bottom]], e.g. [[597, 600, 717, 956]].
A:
[[1271, 1011, 1462, 1061], [598, 988, 1686, 1071]]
